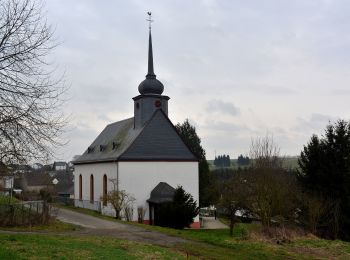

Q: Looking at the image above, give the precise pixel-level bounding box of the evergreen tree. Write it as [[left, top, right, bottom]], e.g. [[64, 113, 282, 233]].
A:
[[214, 154, 231, 167], [227, 154, 231, 167], [237, 154, 250, 166], [298, 120, 350, 240], [157, 186, 199, 229], [175, 119, 211, 206]]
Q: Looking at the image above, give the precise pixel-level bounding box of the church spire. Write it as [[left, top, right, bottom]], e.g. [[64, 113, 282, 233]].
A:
[[138, 12, 164, 95], [146, 12, 155, 78], [147, 30, 155, 78]]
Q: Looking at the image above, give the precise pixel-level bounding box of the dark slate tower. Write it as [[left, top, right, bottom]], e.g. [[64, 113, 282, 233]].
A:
[[133, 13, 170, 129]]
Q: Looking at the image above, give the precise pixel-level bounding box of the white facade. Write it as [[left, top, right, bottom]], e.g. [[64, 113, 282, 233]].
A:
[[0, 176, 13, 189], [74, 161, 199, 223]]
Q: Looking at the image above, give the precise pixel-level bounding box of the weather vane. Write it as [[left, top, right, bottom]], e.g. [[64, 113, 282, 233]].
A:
[[146, 12, 153, 31]]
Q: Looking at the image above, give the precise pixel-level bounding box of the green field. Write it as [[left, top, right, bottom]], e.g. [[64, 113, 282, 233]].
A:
[[1, 222, 350, 259], [0, 219, 79, 232], [128, 223, 350, 259], [47, 205, 350, 259], [0, 233, 185, 260]]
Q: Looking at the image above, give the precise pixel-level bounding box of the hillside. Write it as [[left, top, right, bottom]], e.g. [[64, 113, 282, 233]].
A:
[[208, 156, 299, 171]]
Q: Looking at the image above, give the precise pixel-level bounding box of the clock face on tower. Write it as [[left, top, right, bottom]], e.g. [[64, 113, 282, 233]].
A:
[[155, 100, 161, 108]]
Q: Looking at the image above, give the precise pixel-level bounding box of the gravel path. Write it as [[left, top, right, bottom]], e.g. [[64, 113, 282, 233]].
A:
[[201, 217, 228, 229], [55, 207, 187, 246]]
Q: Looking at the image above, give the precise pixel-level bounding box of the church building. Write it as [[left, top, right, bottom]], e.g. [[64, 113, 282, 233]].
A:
[[72, 20, 199, 228]]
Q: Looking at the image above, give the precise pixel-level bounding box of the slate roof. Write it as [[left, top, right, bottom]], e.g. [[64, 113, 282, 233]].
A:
[[73, 110, 197, 164], [73, 117, 141, 164], [13, 173, 53, 189], [147, 182, 175, 204], [120, 110, 197, 161], [26, 173, 53, 186], [53, 161, 67, 167]]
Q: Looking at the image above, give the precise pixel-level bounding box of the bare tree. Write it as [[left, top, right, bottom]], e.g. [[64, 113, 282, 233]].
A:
[[302, 192, 330, 234], [106, 183, 135, 220], [106, 190, 126, 219], [137, 206, 147, 223], [247, 135, 298, 229], [250, 135, 282, 169], [220, 171, 249, 236], [0, 0, 66, 165], [123, 195, 136, 221]]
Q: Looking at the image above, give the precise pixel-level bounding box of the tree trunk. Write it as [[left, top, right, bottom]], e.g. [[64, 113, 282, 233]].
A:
[[230, 211, 235, 236]]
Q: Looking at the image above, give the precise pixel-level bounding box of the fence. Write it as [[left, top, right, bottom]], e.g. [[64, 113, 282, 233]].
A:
[[0, 201, 53, 226]]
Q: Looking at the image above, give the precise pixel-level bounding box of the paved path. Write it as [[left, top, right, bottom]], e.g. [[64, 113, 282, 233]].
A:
[[55, 207, 187, 246], [201, 217, 228, 229], [56, 208, 130, 229]]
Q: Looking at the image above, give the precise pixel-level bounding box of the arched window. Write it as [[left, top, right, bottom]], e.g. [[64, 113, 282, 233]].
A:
[[90, 174, 94, 202], [79, 174, 82, 200], [103, 174, 107, 206]]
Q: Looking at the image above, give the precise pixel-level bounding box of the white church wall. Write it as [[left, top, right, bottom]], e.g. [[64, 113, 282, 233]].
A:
[[118, 161, 199, 223], [74, 161, 200, 226], [73, 162, 118, 215]]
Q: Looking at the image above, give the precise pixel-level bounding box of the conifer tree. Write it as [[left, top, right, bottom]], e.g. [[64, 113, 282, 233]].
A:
[[298, 120, 350, 240], [175, 119, 212, 206]]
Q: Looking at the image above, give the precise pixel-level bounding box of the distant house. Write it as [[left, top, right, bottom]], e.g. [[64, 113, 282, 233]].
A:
[[15, 173, 54, 193], [13, 164, 32, 174], [53, 162, 67, 171], [32, 163, 43, 170], [53, 172, 74, 198], [0, 175, 14, 195], [0, 163, 14, 195]]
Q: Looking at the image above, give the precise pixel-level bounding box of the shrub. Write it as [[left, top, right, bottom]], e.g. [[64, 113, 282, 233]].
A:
[[157, 186, 199, 229]]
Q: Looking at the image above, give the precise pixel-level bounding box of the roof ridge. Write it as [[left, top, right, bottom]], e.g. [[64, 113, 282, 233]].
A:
[[118, 109, 198, 161], [106, 117, 134, 127], [117, 110, 159, 159]]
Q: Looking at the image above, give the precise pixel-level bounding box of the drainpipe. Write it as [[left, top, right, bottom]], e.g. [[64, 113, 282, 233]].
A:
[[116, 160, 119, 193]]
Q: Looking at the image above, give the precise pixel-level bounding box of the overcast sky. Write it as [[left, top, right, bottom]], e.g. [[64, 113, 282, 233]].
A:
[[44, 0, 350, 162]]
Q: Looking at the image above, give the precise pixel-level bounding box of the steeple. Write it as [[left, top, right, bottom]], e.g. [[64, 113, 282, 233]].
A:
[[133, 12, 169, 129], [138, 12, 164, 95], [147, 31, 155, 78]]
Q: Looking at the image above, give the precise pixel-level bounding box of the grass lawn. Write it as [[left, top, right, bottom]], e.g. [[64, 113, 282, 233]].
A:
[[0, 219, 79, 232], [43, 205, 350, 259], [0, 233, 186, 260], [2, 227, 350, 259], [0, 195, 18, 205]]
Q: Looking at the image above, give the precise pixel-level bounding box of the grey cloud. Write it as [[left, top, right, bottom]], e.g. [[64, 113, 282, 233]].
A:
[[42, 0, 350, 161], [206, 99, 240, 116], [202, 120, 249, 133], [237, 84, 298, 95], [292, 113, 338, 133], [54, 123, 99, 161], [331, 88, 350, 95]]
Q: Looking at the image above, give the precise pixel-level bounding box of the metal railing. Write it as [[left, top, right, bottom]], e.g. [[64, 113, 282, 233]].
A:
[[0, 200, 53, 226]]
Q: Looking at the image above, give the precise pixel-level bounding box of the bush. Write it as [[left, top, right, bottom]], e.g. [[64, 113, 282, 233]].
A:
[[0, 195, 17, 205], [40, 189, 53, 203], [157, 186, 199, 229]]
